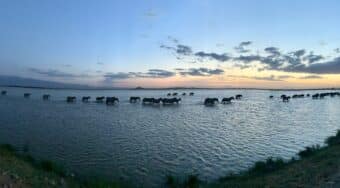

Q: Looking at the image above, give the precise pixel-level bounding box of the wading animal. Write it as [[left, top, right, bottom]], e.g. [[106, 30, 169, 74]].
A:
[[189, 92, 194, 96], [24, 93, 31, 98], [204, 98, 219, 106], [42, 94, 50, 100], [1, 91, 7, 95], [67, 96, 76, 103], [282, 96, 290, 102], [221, 97, 234, 104], [162, 98, 181, 104], [235, 94, 243, 100], [106, 97, 119, 105], [82, 96, 91, 102], [96, 96, 105, 103]]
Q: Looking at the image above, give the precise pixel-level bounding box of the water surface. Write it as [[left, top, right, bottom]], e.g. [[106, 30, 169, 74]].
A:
[[0, 87, 339, 186]]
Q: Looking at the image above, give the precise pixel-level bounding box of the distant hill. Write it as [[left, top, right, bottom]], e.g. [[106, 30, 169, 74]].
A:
[[0, 75, 90, 89]]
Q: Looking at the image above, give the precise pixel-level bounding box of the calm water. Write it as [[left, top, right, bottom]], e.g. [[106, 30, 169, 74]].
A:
[[0, 87, 340, 186]]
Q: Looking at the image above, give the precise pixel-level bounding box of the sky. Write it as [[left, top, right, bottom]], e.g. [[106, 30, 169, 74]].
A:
[[1, 0, 340, 88]]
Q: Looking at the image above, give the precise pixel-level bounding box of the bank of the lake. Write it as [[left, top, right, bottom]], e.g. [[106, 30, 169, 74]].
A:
[[0, 144, 122, 188], [168, 130, 340, 188], [1, 130, 340, 188]]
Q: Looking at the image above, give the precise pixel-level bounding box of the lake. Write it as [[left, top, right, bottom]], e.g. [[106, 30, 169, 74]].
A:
[[0, 87, 339, 187]]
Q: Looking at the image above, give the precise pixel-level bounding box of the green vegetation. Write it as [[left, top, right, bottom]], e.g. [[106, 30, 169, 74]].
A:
[[2, 130, 340, 187], [166, 130, 340, 188], [0, 144, 122, 187]]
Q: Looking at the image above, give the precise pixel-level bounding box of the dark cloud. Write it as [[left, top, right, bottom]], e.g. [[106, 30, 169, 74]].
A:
[[29, 68, 90, 78], [178, 68, 224, 77], [264, 47, 281, 56], [303, 53, 324, 64], [195, 52, 231, 62], [234, 47, 340, 74], [234, 41, 252, 53], [285, 57, 340, 74], [290, 49, 306, 57], [160, 38, 340, 74], [299, 75, 323, 79], [176, 45, 192, 55], [234, 55, 262, 63]]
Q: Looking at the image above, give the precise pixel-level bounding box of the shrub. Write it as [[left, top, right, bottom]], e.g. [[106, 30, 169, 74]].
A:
[[248, 157, 285, 175], [298, 145, 321, 158], [326, 130, 340, 146]]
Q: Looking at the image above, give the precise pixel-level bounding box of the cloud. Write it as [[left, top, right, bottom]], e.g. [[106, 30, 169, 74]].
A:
[[104, 69, 176, 82], [195, 52, 231, 62], [234, 41, 252, 53], [178, 68, 224, 77], [234, 47, 340, 74], [234, 55, 262, 63], [299, 75, 323, 79], [277, 75, 295, 79], [303, 53, 324, 64], [160, 37, 340, 74], [97, 62, 104, 65], [29, 68, 90, 78], [228, 74, 283, 81], [176, 45, 192, 55], [335, 48, 340, 53], [167, 36, 179, 44], [160, 44, 192, 57], [144, 10, 157, 17], [264, 47, 281, 56]]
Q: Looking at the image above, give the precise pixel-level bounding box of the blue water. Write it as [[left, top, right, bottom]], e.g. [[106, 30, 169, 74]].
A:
[[0, 87, 339, 187]]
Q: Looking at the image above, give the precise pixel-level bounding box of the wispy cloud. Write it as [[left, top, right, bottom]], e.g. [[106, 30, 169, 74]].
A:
[[299, 75, 323, 79], [29, 68, 91, 78], [177, 68, 224, 77], [104, 69, 176, 82], [234, 41, 252, 53]]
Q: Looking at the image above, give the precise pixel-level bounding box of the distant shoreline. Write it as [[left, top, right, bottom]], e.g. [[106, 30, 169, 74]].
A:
[[0, 85, 339, 91]]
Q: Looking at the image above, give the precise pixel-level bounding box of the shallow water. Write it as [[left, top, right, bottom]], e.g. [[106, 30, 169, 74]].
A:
[[0, 87, 340, 186]]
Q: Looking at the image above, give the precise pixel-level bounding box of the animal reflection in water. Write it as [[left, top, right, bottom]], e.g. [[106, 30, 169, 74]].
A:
[[82, 96, 91, 102], [42, 94, 50, 100], [106, 97, 119, 105], [204, 98, 219, 106], [96, 96, 105, 103], [130, 97, 141, 103], [67, 96, 76, 103]]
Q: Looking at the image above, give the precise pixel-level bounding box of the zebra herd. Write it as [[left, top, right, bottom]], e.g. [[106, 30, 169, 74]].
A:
[[2, 90, 340, 106], [274, 92, 340, 102], [0, 90, 191, 105]]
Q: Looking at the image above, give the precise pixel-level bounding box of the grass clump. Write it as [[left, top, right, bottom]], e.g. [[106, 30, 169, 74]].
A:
[[40, 160, 66, 177], [298, 145, 321, 158], [165, 174, 202, 188], [326, 130, 340, 146]]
